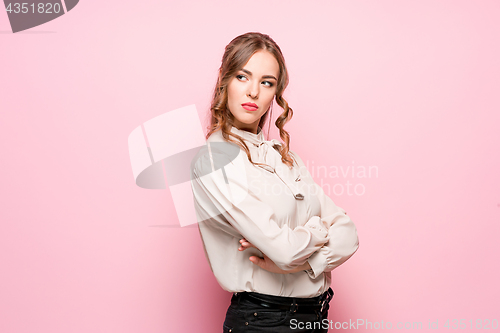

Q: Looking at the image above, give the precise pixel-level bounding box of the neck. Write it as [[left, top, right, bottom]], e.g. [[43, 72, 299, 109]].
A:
[[233, 124, 260, 135]]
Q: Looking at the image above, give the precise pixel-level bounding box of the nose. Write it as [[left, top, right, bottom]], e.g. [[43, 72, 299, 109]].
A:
[[247, 82, 259, 99]]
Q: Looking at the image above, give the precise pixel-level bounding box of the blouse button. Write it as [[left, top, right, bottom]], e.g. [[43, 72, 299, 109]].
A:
[[245, 322, 249, 325], [254, 312, 258, 316], [229, 329, 232, 332]]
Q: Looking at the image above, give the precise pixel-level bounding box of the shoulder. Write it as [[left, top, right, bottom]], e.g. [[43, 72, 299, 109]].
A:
[[288, 148, 305, 168], [190, 131, 241, 178], [287, 148, 313, 180], [206, 129, 225, 143]]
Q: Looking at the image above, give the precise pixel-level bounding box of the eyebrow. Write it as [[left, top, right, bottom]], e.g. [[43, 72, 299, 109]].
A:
[[240, 68, 277, 81]]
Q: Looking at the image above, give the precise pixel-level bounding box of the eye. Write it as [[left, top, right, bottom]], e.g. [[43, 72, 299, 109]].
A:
[[236, 74, 247, 81], [262, 81, 274, 87]]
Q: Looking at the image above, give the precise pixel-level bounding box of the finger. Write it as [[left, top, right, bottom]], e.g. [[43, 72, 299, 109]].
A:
[[249, 256, 263, 267], [239, 239, 250, 251], [249, 256, 259, 264], [240, 242, 257, 249], [240, 241, 254, 249], [243, 241, 256, 248]]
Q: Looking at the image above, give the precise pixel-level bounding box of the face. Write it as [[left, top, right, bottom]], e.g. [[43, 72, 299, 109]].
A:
[[227, 50, 279, 134]]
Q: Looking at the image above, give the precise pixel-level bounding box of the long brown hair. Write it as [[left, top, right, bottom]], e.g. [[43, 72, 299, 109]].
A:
[[206, 32, 295, 169]]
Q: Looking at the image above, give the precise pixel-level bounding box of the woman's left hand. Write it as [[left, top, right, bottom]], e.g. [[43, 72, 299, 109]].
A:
[[238, 238, 310, 274]]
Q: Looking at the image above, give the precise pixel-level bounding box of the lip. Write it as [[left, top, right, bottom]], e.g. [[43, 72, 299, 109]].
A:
[[241, 103, 258, 111]]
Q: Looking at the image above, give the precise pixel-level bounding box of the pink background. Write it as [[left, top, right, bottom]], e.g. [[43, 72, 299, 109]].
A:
[[1, 1, 499, 332]]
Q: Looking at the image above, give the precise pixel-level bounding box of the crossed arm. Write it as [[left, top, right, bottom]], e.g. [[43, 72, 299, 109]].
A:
[[238, 201, 358, 277], [238, 237, 312, 274], [239, 150, 359, 277], [191, 146, 358, 276]]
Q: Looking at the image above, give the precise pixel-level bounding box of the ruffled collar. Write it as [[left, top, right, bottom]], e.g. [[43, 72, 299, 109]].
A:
[[229, 125, 304, 200], [230, 125, 268, 145]]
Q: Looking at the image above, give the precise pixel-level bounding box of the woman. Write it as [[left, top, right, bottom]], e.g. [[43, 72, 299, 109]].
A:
[[190, 32, 359, 332]]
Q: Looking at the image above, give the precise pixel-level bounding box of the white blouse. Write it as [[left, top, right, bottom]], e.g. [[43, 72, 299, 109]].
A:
[[190, 125, 359, 298]]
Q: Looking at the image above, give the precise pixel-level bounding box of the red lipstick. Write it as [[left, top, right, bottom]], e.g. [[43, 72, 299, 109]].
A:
[[241, 103, 258, 111]]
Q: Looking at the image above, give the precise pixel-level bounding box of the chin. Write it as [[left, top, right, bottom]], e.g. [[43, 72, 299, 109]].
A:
[[235, 115, 261, 125]]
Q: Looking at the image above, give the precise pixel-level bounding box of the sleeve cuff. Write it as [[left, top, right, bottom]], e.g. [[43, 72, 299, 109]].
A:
[[303, 216, 329, 239], [305, 249, 329, 279]]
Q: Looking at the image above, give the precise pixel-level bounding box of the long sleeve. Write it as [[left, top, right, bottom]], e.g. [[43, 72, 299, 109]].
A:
[[289, 150, 360, 279], [190, 145, 331, 271]]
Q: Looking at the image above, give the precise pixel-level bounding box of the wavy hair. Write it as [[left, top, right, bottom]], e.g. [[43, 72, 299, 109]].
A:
[[206, 32, 296, 169]]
